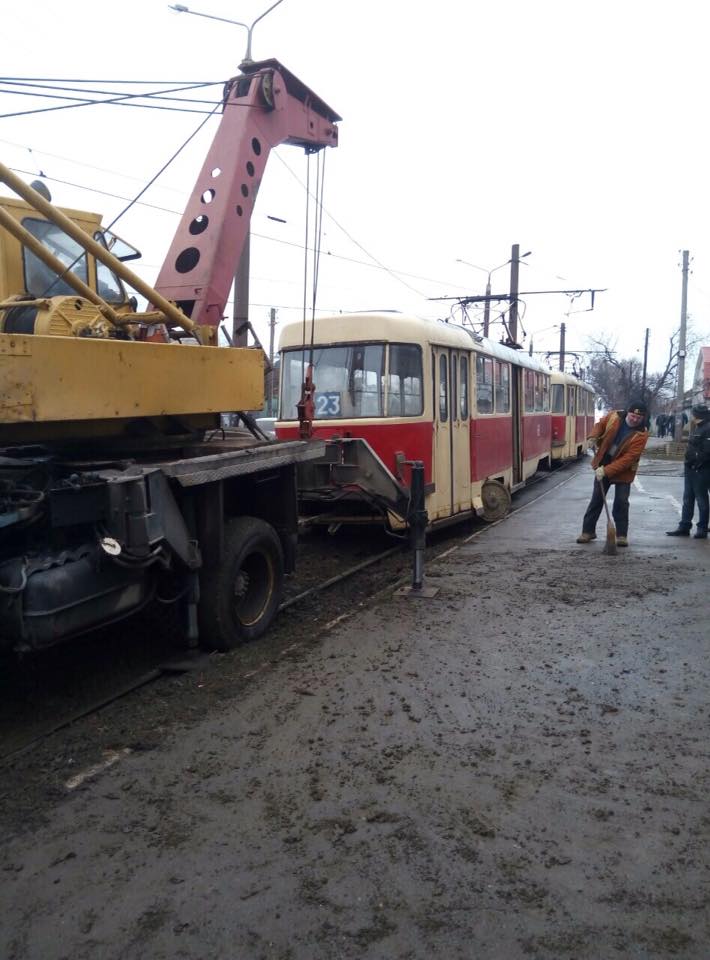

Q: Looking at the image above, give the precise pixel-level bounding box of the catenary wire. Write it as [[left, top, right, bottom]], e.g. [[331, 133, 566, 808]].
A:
[[0, 81, 223, 119], [8, 163, 469, 291], [0, 79, 222, 106], [271, 150, 428, 300]]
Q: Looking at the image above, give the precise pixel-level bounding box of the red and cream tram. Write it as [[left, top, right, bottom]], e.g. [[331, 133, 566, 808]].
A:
[[275, 312, 561, 528], [550, 371, 596, 462]]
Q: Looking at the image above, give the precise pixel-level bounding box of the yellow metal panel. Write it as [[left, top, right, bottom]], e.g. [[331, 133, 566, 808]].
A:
[[0, 334, 264, 424]]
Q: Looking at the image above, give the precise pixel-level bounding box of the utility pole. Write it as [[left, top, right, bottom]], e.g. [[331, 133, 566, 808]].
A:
[[641, 327, 650, 398], [482, 275, 491, 338], [508, 243, 520, 346], [559, 321, 566, 372], [675, 250, 689, 441], [267, 307, 277, 416]]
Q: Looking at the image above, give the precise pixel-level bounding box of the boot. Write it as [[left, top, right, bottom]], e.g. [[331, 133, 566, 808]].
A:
[[666, 528, 690, 537], [616, 536, 628, 547], [693, 529, 708, 539], [576, 532, 597, 543]]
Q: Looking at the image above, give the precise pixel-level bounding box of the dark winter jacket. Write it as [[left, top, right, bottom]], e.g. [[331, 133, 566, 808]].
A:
[[589, 410, 649, 483], [685, 418, 710, 471]]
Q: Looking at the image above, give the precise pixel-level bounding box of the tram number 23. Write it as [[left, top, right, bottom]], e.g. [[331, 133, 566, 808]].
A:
[[315, 392, 341, 417]]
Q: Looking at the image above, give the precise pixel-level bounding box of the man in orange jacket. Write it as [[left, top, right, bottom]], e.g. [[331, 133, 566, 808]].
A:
[[577, 399, 650, 547]]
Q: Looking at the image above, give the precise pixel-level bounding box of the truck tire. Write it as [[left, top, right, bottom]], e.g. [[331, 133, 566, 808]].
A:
[[199, 517, 284, 651]]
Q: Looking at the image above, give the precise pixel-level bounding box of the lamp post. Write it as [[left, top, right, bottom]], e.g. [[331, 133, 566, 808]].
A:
[[456, 250, 531, 338], [168, 0, 285, 64]]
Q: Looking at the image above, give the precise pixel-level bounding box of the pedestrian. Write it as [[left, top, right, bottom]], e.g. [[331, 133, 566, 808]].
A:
[[666, 404, 710, 539], [576, 399, 650, 547], [656, 414, 665, 438], [667, 414, 676, 439]]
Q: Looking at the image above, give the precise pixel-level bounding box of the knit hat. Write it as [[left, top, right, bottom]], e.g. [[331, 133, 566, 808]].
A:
[[691, 403, 710, 419], [627, 399, 648, 416]]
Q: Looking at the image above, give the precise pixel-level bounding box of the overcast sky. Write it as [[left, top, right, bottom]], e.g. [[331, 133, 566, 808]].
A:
[[1, 0, 708, 383]]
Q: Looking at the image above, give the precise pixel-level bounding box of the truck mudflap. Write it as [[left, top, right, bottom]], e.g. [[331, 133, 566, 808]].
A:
[[295, 437, 411, 523]]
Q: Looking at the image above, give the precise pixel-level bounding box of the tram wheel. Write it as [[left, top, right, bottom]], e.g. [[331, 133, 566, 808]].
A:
[[199, 517, 284, 651], [481, 480, 512, 522]]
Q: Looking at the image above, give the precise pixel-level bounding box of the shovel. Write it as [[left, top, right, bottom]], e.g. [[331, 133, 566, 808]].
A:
[[599, 478, 617, 556]]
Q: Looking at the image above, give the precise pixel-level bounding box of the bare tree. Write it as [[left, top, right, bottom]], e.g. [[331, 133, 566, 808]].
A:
[[585, 325, 701, 411]]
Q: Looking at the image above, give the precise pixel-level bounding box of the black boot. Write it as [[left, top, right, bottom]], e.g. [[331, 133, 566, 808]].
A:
[[666, 528, 690, 536], [693, 529, 708, 539]]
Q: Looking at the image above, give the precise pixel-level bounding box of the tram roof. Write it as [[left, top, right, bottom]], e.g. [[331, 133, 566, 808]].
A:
[[550, 370, 594, 391], [278, 312, 552, 374]]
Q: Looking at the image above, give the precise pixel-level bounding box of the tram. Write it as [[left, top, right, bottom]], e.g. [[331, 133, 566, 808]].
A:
[[275, 312, 572, 529], [550, 371, 596, 462]]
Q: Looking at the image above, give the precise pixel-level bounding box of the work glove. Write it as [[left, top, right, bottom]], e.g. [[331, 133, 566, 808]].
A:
[[595, 466, 606, 480]]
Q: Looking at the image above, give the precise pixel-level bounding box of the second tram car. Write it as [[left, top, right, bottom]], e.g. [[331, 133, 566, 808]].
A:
[[275, 313, 590, 529], [550, 371, 596, 462]]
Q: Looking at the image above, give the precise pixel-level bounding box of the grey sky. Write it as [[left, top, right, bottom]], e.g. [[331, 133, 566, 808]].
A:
[[2, 0, 707, 381]]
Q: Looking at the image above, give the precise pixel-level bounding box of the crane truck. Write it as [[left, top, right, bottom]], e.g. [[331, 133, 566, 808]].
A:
[[0, 59, 340, 655]]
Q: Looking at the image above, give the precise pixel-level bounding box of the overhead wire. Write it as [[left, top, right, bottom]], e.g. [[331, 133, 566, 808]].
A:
[[5, 163, 471, 294], [104, 99, 222, 233], [0, 80, 224, 119], [2, 88, 482, 316], [0, 79, 221, 106], [0, 76, 218, 84], [271, 149, 428, 300]]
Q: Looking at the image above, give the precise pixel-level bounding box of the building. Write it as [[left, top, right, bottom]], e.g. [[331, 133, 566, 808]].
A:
[[691, 346, 710, 406]]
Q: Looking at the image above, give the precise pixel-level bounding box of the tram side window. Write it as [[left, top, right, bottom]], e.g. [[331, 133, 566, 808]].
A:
[[460, 355, 469, 419], [439, 354, 448, 421], [551, 383, 565, 413], [537, 374, 546, 411], [22, 217, 88, 297], [495, 361, 510, 412], [542, 375, 550, 411], [524, 369, 535, 412], [386, 344, 423, 416], [476, 354, 493, 413], [567, 386, 575, 416]]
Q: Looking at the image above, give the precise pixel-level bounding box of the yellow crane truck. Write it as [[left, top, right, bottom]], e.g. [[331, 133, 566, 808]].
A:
[[0, 59, 339, 654]]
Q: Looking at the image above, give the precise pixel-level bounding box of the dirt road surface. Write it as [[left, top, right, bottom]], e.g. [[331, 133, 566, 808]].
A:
[[1, 463, 709, 959]]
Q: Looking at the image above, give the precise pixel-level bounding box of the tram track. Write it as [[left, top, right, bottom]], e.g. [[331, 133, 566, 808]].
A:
[[0, 460, 584, 771]]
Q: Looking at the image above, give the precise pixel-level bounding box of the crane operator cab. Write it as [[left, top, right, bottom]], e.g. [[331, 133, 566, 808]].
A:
[[0, 182, 142, 339], [0, 173, 264, 446]]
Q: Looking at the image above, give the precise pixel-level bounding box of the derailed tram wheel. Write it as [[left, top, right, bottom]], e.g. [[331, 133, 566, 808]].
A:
[[199, 516, 284, 651], [481, 480, 511, 522]]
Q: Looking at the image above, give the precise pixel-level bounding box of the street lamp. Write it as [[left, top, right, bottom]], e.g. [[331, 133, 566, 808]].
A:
[[456, 252, 531, 337], [168, 0, 285, 64]]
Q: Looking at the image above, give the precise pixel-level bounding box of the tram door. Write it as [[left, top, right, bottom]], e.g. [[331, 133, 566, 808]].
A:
[[511, 365, 522, 484], [566, 385, 576, 451], [432, 348, 471, 519]]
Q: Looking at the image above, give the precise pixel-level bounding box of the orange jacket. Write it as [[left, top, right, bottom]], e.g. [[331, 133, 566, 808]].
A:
[[589, 411, 649, 483]]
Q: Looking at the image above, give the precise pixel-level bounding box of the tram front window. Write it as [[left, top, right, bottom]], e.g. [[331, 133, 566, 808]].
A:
[[280, 344, 385, 420]]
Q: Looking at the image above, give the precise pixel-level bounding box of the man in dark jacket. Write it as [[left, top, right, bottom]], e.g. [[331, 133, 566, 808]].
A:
[[666, 404, 710, 539], [577, 399, 650, 547]]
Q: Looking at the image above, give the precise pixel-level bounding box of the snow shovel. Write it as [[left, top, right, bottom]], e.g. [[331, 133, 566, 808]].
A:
[[599, 478, 617, 556]]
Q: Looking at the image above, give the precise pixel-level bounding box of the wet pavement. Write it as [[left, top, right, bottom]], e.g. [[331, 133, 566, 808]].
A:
[[1, 457, 708, 959]]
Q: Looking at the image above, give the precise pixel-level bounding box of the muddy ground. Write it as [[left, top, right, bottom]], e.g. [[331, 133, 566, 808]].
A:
[[1, 468, 709, 959]]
